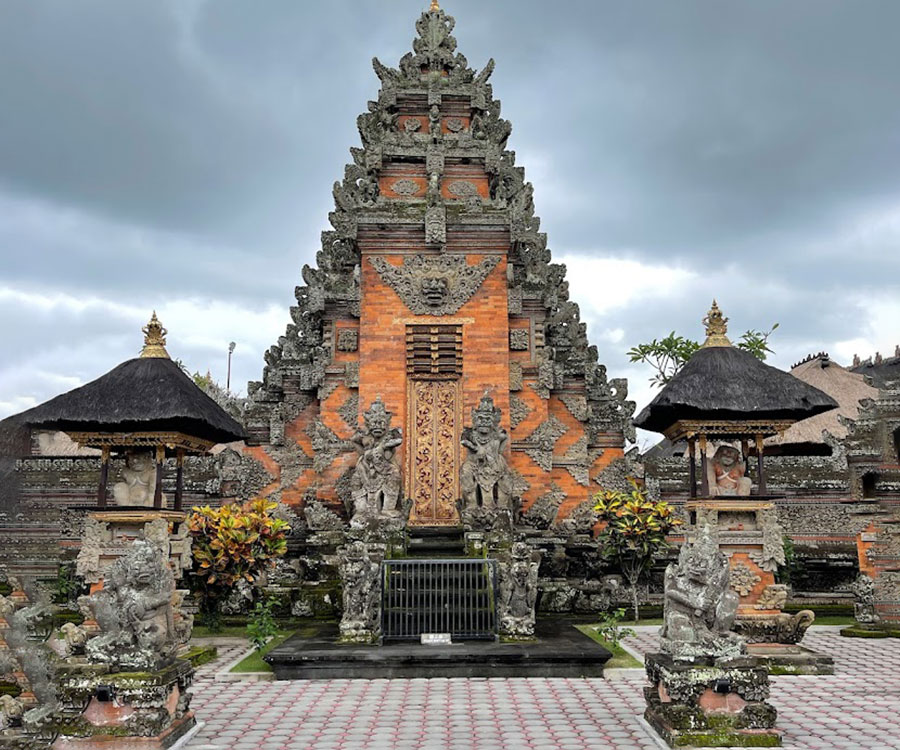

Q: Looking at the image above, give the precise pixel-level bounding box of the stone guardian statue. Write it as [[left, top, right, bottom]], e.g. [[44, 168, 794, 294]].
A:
[[349, 398, 403, 525], [460, 394, 513, 510]]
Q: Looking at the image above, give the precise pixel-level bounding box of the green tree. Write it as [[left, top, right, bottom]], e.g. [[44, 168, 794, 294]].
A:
[[628, 323, 778, 387], [594, 481, 683, 622]]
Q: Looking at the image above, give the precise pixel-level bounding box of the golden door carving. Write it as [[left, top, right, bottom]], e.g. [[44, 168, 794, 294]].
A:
[[407, 379, 461, 526]]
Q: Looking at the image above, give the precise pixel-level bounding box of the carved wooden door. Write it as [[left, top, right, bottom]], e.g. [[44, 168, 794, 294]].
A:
[[406, 325, 462, 527]]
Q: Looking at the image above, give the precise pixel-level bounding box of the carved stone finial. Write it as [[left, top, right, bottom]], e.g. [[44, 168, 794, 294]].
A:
[[700, 300, 731, 349], [140, 311, 170, 359]]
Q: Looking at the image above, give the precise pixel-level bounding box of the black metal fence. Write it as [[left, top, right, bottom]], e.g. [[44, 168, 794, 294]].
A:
[[381, 558, 498, 641]]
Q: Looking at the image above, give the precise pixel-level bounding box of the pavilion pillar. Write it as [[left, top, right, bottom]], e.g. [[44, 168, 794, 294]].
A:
[[687, 437, 697, 498], [174, 449, 185, 511], [698, 434, 709, 496], [153, 445, 165, 509], [97, 445, 110, 508], [755, 433, 767, 496]]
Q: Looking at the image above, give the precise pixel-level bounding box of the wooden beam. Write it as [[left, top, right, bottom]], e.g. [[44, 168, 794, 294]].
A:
[[97, 445, 110, 508], [699, 434, 709, 496], [174, 449, 185, 511], [755, 434, 767, 496], [688, 437, 697, 498], [153, 445, 165, 509]]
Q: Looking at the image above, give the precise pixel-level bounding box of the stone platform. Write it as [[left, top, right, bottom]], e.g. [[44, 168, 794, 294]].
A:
[[265, 618, 611, 680], [747, 642, 835, 675]]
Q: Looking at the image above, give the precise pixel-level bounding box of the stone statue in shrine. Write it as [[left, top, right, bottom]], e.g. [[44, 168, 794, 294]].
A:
[[660, 523, 743, 660], [350, 398, 403, 524], [460, 394, 513, 511], [112, 450, 160, 507], [707, 445, 752, 497], [499, 542, 540, 637], [86, 540, 177, 670]]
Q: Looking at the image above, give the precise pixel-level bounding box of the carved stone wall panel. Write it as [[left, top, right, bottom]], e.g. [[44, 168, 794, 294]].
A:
[[509, 394, 532, 430], [369, 254, 500, 315], [509, 329, 530, 351], [336, 329, 359, 352]]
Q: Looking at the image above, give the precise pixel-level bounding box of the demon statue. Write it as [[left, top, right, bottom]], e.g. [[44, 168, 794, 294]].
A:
[[86, 540, 177, 670], [112, 450, 161, 507], [349, 397, 403, 526], [659, 523, 744, 660], [707, 445, 752, 497], [337, 540, 382, 642], [460, 395, 514, 509], [498, 542, 540, 637]]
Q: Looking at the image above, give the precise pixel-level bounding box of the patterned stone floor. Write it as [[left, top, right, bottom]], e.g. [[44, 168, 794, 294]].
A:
[[185, 627, 900, 750]]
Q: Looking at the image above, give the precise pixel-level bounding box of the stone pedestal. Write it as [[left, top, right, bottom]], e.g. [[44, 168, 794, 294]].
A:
[[50, 659, 195, 750], [687, 500, 814, 644], [644, 653, 781, 748], [75, 511, 191, 588]]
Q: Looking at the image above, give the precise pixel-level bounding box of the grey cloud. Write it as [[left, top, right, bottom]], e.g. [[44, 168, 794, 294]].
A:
[[1, 0, 899, 418]]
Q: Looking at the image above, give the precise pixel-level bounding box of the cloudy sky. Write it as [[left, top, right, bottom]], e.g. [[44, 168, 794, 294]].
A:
[[2, 0, 900, 443]]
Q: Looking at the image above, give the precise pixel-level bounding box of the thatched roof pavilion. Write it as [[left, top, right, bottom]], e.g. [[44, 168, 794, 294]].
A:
[[20, 313, 244, 508], [634, 302, 837, 496]]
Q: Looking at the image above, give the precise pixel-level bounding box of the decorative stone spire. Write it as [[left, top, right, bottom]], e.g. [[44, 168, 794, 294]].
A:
[[429, 0, 441, 11], [701, 300, 732, 348], [140, 312, 170, 359]]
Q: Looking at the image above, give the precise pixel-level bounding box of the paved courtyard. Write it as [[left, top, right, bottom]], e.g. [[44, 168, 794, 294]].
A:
[[186, 627, 900, 750]]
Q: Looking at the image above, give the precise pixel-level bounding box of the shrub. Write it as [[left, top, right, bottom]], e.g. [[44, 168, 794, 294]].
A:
[[188, 498, 289, 630], [247, 596, 279, 652], [594, 481, 683, 622], [595, 607, 636, 648]]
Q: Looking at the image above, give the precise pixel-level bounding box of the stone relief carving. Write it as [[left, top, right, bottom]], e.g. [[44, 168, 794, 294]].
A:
[[445, 116, 465, 133], [306, 419, 348, 473], [749, 506, 786, 572], [509, 361, 523, 391], [304, 500, 345, 531], [460, 395, 514, 513], [85, 540, 179, 670], [523, 415, 567, 471], [729, 561, 761, 597], [509, 393, 532, 429], [660, 524, 744, 660], [391, 178, 421, 196], [509, 329, 529, 351], [349, 398, 403, 527], [520, 483, 565, 529], [559, 393, 588, 423], [369, 254, 499, 315], [338, 541, 383, 642], [425, 206, 446, 246], [554, 500, 598, 536], [755, 584, 788, 610], [499, 542, 540, 637], [447, 179, 478, 197], [338, 393, 360, 431], [403, 118, 422, 133], [336, 328, 359, 352]]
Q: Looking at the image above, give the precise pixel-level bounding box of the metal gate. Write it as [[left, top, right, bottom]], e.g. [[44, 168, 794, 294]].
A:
[[381, 559, 498, 641]]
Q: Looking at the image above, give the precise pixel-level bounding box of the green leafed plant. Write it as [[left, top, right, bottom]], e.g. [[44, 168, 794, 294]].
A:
[[247, 596, 279, 652], [188, 498, 289, 631], [594, 481, 683, 622], [595, 607, 636, 648]]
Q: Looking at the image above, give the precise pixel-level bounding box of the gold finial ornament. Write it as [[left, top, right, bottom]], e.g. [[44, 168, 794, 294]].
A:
[[140, 311, 171, 359], [430, 0, 441, 11], [701, 300, 732, 348]]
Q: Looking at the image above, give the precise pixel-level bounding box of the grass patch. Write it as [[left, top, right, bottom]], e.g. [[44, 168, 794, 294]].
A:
[[575, 624, 642, 669], [191, 625, 254, 638], [229, 631, 294, 673]]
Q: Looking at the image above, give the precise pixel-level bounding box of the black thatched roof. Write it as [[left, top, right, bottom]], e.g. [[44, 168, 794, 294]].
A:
[[634, 345, 838, 434], [20, 357, 245, 445]]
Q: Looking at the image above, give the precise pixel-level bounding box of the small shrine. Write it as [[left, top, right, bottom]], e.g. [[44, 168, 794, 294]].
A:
[[635, 302, 837, 652]]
